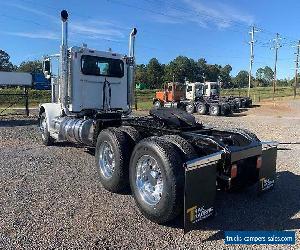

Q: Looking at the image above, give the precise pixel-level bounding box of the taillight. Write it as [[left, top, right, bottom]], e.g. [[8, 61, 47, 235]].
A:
[[256, 156, 262, 169], [231, 164, 238, 178]]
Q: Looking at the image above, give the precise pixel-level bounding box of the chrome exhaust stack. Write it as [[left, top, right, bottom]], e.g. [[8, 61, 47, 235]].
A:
[[60, 10, 69, 114], [127, 28, 137, 114]]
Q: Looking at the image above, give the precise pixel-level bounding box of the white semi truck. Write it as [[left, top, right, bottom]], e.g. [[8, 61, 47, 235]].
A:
[[39, 10, 278, 233], [153, 81, 232, 116], [183, 81, 252, 115]]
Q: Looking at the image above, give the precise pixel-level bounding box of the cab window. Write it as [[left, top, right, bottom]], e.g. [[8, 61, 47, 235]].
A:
[[81, 55, 124, 78]]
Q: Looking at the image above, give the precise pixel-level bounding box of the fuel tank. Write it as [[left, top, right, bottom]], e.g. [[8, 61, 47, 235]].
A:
[[53, 117, 94, 145]]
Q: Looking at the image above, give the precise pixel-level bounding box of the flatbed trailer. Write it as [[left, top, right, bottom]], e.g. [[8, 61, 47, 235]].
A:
[[38, 10, 278, 233]]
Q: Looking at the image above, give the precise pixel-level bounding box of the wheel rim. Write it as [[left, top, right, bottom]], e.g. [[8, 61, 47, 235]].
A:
[[99, 141, 115, 179], [211, 106, 218, 115], [40, 116, 47, 140], [197, 104, 204, 113], [186, 104, 194, 113], [136, 155, 163, 206], [154, 101, 161, 109]]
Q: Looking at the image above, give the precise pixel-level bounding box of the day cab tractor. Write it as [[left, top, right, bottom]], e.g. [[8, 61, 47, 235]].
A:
[[39, 10, 278, 233], [153, 82, 232, 116], [153, 82, 185, 109], [203, 81, 253, 109]]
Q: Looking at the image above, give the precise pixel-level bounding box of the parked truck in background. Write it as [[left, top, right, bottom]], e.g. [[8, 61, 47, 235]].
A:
[[31, 72, 51, 90], [38, 10, 278, 233], [153, 82, 232, 116], [203, 81, 253, 108]]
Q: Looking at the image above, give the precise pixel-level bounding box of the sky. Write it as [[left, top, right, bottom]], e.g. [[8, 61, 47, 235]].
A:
[[0, 0, 300, 79]]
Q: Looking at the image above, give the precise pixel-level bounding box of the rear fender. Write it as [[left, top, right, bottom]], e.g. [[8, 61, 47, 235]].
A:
[[258, 141, 278, 193], [184, 151, 222, 233]]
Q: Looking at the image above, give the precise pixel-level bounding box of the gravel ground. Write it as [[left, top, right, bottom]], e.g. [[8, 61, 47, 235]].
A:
[[0, 100, 299, 249]]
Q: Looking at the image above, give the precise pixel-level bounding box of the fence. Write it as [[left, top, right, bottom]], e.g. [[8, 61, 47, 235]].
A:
[[0, 87, 30, 116]]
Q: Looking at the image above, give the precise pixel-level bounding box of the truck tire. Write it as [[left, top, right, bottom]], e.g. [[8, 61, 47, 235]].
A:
[[129, 137, 184, 224], [95, 128, 130, 193], [209, 104, 220, 116], [39, 112, 54, 146], [119, 126, 142, 144], [185, 103, 194, 114], [196, 102, 207, 115], [153, 100, 162, 109], [235, 99, 242, 109], [161, 135, 197, 161]]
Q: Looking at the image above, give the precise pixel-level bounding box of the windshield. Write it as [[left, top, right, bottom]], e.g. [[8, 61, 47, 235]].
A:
[[81, 55, 124, 78], [195, 85, 203, 96], [211, 84, 220, 94]]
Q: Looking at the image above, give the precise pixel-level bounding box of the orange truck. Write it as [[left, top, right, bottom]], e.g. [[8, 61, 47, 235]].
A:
[[153, 82, 185, 108]]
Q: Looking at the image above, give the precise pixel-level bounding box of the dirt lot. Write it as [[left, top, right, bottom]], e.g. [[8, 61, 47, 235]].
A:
[[0, 99, 299, 249]]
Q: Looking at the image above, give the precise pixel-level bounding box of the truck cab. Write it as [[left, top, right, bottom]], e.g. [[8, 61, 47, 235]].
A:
[[32, 72, 51, 90], [43, 47, 132, 114], [153, 82, 185, 108], [67, 47, 128, 112], [185, 81, 204, 101], [203, 82, 220, 97]]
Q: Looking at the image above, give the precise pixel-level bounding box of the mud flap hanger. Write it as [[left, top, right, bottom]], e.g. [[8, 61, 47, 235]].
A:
[[184, 151, 222, 234], [258, 141, 278, 193]]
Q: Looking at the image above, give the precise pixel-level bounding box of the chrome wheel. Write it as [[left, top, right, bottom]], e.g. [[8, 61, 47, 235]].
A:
[[99, 141, 115, 179], [197, 103, 206, 114], [186, 104, 194, 114], [211, 105, 219, 115], [136, 155, 163, 206], [153, 101, 161, 109]]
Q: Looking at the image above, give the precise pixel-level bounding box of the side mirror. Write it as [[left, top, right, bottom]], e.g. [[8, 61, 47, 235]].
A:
[[45, 73, 51, 80], [43, 59, 51, 79]]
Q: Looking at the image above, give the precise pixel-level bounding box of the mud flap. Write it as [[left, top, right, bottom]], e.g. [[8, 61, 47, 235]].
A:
[[184, 151, 222, 234], [258, 142, 278, 193]]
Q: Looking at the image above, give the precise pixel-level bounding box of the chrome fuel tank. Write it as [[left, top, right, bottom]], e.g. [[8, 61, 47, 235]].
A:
[[53, 117, 94, 145]]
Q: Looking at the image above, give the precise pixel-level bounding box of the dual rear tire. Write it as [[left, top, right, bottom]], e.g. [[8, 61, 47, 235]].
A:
[[95, 129, 196, 223]]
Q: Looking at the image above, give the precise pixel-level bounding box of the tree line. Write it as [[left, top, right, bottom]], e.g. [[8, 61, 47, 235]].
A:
[[0, 49, 294, 88], [0, 49, 43, 73], [136, 56, 293, 89]]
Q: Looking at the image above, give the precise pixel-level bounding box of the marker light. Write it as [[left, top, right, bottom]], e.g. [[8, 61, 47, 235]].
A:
[[256, 156, 263, 169], [231, 164, 238, 178]]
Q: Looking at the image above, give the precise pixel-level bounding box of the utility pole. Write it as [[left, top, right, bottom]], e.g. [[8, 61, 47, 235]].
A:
[[294, 40, 300, 98], [272, 33, 282, 100], [248, 26, 256, 98]]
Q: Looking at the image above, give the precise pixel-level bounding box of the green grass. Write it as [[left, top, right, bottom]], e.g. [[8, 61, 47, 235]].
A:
[[0, 86, 296, 111], [221, 87, 295, 102], [135, 89, 157, 110]]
